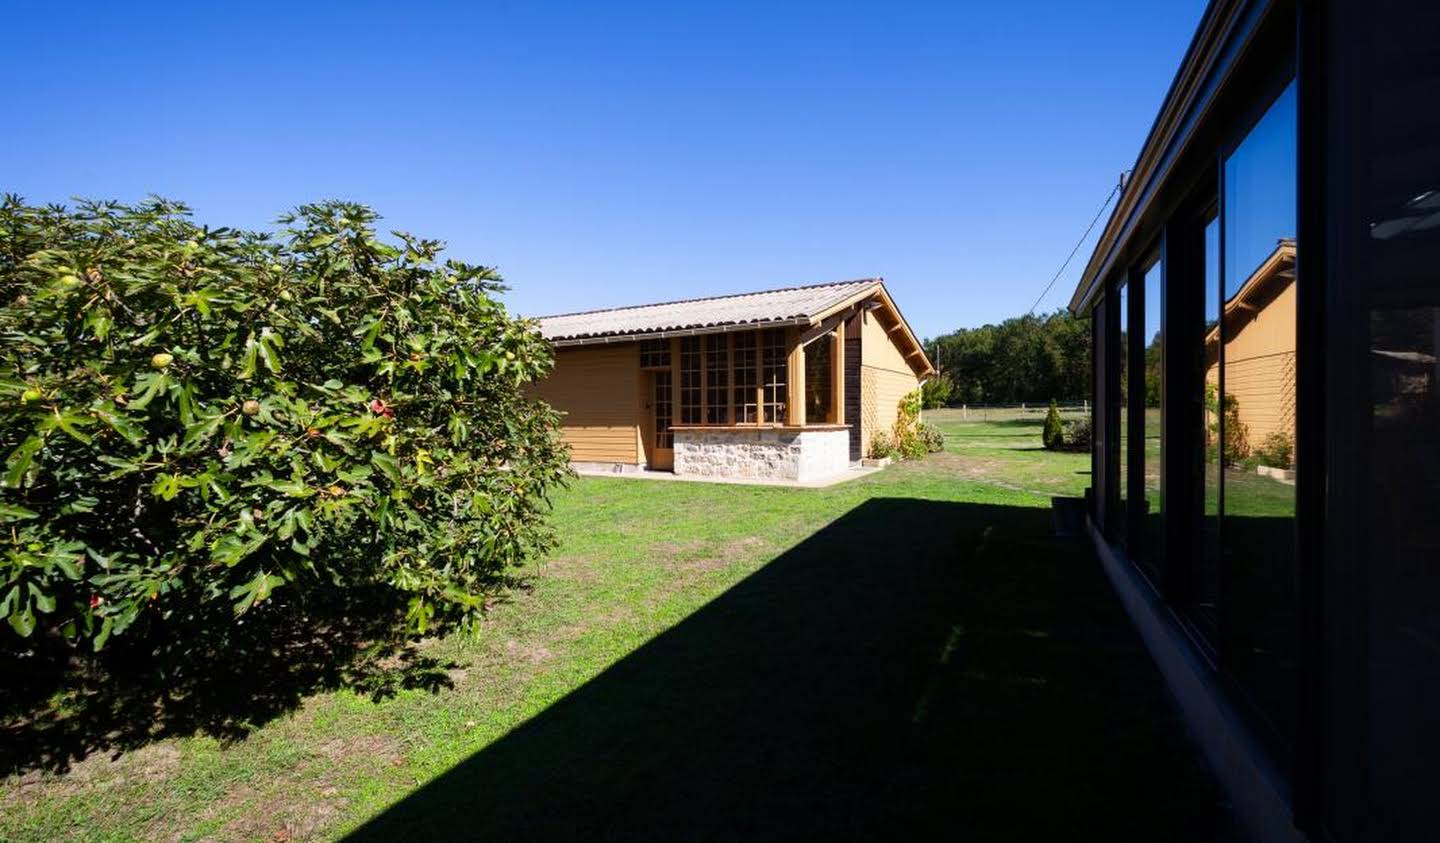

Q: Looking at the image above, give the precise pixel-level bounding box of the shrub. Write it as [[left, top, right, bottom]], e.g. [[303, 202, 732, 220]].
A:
[[869, 431, 897, 460], [918, 421, 945, 454], [1042, 399, 1063, 450], [889, 389, 929, 460], [0, 196, 571, 653], [1204, 384, 1249, 464], [1061, 417, 1092, 452], [1255, 431, 1294, 469], [919, 374, 954, 410], [1220, 393, 1249, 464]]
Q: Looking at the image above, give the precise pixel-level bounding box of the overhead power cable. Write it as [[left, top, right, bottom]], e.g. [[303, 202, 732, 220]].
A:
[[1027, 172, 1129, 315]]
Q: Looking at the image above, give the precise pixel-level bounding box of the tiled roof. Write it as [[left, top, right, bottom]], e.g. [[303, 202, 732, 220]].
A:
[[537, 279, 881, 344]]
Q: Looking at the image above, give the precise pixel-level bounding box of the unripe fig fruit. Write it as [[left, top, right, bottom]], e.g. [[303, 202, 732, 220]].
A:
[[242, 399, 261, 416], [151, 353, 173, 369]]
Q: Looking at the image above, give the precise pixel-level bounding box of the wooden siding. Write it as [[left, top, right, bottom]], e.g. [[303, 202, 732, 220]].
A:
[[536, 298, 923, 467], [858, 309, 922, 454], [1205, 279, 1297, 446], [532, 344, 642, 464]]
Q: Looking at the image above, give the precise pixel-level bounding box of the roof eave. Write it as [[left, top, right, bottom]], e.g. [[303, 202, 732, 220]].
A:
[[547, 317, 813, 348], [1069, 0, 1255, 316]]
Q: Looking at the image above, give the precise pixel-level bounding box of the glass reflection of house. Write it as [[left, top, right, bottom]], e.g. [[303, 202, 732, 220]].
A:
[[1204, 238, 1297, 458], [1068, 2, 1439, 842]]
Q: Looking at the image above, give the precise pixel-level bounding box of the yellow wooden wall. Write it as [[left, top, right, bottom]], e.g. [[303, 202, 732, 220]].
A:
[[1205, 281, 1297, 446], [531, 344, 642, 464], [859, 310, 922, 453]]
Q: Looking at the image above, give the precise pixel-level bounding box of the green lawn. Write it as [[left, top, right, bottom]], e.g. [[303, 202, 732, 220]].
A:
[[923, 408, 1092, 498], [1, 418, 1223, 841]]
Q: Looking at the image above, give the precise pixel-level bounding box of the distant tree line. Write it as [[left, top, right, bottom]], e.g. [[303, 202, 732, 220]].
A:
[[923, 309, 1091, 404]]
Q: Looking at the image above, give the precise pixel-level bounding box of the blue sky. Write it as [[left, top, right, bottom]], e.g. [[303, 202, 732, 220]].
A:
[[2, 1, 1205, 339]]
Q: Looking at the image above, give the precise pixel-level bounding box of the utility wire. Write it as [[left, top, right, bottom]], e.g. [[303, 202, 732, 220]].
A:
[[1027, 174, 1127, 315]]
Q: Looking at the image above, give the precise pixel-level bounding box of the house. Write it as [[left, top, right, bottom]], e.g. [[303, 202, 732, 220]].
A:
[[1202, 238, 1296, 454], [1070, 1, 1439, 842], [533, 279, 933, 481]]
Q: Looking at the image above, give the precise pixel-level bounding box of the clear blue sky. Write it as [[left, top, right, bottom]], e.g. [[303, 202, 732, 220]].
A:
[[2, 1, 1205, 339]]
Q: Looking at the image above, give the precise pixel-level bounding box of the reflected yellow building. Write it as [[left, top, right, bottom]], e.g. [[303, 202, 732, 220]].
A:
[[1204, 239, 1297, 449]]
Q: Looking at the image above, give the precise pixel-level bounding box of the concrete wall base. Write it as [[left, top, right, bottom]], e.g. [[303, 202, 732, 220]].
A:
[[673, 428, 850, 482], [1087, 517, 1306, 843]]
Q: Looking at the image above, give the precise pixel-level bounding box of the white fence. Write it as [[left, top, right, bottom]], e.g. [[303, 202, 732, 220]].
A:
[[923, 401, 1089, 422]]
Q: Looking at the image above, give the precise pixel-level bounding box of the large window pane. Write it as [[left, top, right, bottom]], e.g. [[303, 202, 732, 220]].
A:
[[705, 334, 729, 424], [1197, 213, 1221, 636], [1220, 80, 1297, 745], [804, 333, 834, 423], [1117, 280, 1130, 543], [761, 328, 788, 424], [679, 337, 702, 425], [1142, 258, 1164, 577], [733, 332, 758, 423]]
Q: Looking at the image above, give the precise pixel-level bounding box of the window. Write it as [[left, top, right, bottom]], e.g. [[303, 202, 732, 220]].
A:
[[804, 333, 834, 423], [761, 328, 787, 423], [1219, 80, 1297, 746], [733, 332, 758, 423], [1116, 278, 1130, 543], [1196, 211, 1221, 637], [1141, 256, 1164, 578], [705, 334, 729, 424], [679, 337, 702, 425], [1092, 297, 1107, 526], [654, 370, 673, 448], [639, 339, 670, 369]]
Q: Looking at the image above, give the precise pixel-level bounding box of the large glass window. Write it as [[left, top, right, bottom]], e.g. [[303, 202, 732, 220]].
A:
[[1196, 212, 1222, 637], [761, 328, 788, 424], [733, 332, 758, 424], [1219, 80, 1297, 745], [1141, 257, 1164, 576], [804, 333, 834, 423], [654, 370, 673, 449], [679, 337, 702, 425], [705, 334, 729, 424], [1117, 279, 1130, 543], [639, 339, 670, 369]]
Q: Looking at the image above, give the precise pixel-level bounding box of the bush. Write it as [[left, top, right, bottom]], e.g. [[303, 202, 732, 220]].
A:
[[1061, 417, 1091, 451], [1205, 384, 1249, 465], [1254, 431, 1294, 469], [891, 389, 928, 459], [919, 374, 954, 410], [1042, 399, 1063, 450], [918, 422, 945, 454], [0, 197, 571, 654], [869, 431, 896, 460]]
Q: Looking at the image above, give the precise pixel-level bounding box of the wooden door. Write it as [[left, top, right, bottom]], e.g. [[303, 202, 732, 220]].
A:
[[645, 370, 674, 470]]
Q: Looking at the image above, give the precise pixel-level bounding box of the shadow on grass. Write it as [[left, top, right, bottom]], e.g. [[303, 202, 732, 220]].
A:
[[349, 499, 1222, 841], [0, 582, 487, 776]]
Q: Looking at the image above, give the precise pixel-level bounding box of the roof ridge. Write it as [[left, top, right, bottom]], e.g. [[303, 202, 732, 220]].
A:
[[535, 277, 881, 321]]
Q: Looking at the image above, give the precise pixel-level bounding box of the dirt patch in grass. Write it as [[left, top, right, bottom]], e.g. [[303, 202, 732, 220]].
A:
[[208, 735, 397, 842], [539, 554, 599, 582], [4, 740, 181, 805], [212, 781, 343, 843], [503, 639, 555, 666]]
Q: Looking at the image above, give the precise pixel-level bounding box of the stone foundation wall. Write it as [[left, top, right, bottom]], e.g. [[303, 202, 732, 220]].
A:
[[673, 428, 850, 481]]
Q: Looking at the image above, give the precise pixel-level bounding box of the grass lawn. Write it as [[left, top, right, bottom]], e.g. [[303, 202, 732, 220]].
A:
[[1, 418, 1224, 841], [923, 408, 1092, 498]]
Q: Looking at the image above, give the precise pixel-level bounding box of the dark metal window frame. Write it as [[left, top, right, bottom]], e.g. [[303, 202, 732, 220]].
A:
[[1082, 0, 1321, 830]]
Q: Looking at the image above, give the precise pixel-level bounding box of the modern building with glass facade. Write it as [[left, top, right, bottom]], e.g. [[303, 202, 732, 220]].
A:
[[1070, 2, 1437, 840]]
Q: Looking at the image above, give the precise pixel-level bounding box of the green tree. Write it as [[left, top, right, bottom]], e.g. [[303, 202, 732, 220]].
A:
[[924, 309, 1091, 404], [0, 196, 571, 653], [1042, 400, 1063, 450], [920, 373, 954, 409]]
